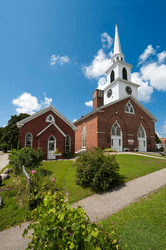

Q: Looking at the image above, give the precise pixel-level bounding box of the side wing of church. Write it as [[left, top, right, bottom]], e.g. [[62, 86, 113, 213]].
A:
[[74, 25, 157, 152], [17, 105, 77, 160]]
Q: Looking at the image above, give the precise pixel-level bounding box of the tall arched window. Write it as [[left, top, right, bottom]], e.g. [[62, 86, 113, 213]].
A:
[[82, 125, 86, 148], [25, 133, 33, 147], [65, 135, 71, 153], [137, 126, 145, 138], [110, 70, 115, 83], [111, 123, 120, 136], [125, 102, 135, 114], [122, 67, 127, 80]]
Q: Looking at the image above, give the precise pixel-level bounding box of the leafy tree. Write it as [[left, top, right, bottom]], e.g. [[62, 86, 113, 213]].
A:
[[1, 113, 30, 149], [155, 133, 161, 143]]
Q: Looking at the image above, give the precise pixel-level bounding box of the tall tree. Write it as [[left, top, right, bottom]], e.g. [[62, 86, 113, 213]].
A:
[[1, 113, 30, 149]]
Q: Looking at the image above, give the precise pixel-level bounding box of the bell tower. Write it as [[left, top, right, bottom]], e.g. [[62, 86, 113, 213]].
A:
[[103, 25, 140, 105]]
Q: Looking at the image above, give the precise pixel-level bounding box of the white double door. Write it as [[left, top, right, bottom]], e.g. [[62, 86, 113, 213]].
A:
[[138, 139, 146, 152], [111, 136, 122, 152]]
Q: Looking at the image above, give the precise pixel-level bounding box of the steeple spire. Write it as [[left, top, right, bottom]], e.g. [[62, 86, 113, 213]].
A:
[[114, 25, 122, 55]]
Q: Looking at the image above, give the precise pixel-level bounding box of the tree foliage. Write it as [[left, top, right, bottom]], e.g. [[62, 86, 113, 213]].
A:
[[1, 113, 30, 149], [155, 133, 161, 144]]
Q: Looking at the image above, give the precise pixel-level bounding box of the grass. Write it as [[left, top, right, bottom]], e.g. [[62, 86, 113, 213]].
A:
[[100, 185, 166, 249], [1, 153, 166, 233]]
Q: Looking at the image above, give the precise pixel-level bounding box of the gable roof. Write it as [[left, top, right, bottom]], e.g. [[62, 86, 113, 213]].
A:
[[73, 95, 157, 125], [17, 105, 77, 131]]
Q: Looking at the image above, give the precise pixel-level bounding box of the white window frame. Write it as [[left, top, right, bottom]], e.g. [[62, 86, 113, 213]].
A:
[[125, 102, 135, 114], [25, 132, 33, 147], [46, 114, 55, 123], [82, 125, 86, 148], [65, 135, 71, 154]]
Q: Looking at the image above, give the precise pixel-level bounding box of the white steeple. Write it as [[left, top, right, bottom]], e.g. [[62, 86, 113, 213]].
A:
[[114, 25, 122, 55]]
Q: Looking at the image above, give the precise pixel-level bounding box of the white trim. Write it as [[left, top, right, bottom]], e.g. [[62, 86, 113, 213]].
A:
[[17, 105, 77, 131], [103, 77, 140, 92], [96, 132, 106, 134], [125, 101, 135, 114], [127, 134, 134, 136], [37, 122, 66, 137], [46, 114, 55, 123], [73, 95, 157, 125], [105, 60, 132, 74], [25, 132, 33, 147]]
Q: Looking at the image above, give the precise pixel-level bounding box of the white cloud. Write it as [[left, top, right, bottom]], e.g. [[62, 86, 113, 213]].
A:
[[82, 49, 112, 79], [140, 62, 166, 91], [138, 45, 156, 65], [156, 132, 162, 138], [85, 100, 93, 107], [50, 55, 70, 65], [73, 119, 77, 123], [97, 76, 108, 90], [101, 32, 113, 49], [13, 92, 52, 115], [157, 51, 166, 63], [131, 72, 153, 103]]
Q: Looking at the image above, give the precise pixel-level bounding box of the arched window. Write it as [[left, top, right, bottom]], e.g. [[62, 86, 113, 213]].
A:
[[122, 67, 127, 80], [65, 135, 71, 153], [137, 126, 145, 138], [25, 133, 33, 147], [46, 114, 55, 123], [82, 125, 86, 148], [111, 123, 121, 136], [110, 70, 115, 83], [125, 102, 135, 114]]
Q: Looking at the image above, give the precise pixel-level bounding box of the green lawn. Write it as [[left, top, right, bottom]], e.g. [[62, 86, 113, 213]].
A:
[[42, 154, 166, 203], [100, 185, 166, 249]]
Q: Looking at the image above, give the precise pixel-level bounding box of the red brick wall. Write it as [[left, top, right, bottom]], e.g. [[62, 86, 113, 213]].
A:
[[75, 98, 156, 152], [18, 110, 75, 159], [75, 113, 98, 152]]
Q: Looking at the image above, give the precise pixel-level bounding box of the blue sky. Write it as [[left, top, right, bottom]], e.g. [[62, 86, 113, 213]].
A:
[[0, 0, 166, 138]]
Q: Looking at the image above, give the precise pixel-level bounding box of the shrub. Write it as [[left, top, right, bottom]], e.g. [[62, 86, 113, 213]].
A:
[[103, 148, 117, 152], [75, 147, 119, 191], [23, 191, 119, 250], [0, 142, 9, 153], [9, 147, 44, 175], [26, 169, 58, 210], [64, 152, 77, 159]]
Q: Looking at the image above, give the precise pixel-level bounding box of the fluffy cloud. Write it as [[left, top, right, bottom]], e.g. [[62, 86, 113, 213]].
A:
[[50, 55, 70, 65], [131, 72, 153, 102], [156, 132, 162, 138], [85, 100, 93, 107], [82, 49, 112, 79], [13, 92, 52, 115], [97, 76, 108, 90], [140, 62, 166, 91], [101, 32, 113, 49], [138, 45, 156, 65], [157, 51, 166, 63]]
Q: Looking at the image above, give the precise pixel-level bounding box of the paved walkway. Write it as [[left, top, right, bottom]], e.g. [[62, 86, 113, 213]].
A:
[[0, 152, 166, 249], [0, 153, 9, 172]]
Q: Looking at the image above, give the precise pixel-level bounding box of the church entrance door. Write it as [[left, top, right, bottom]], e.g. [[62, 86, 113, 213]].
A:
[[47, 135, 56, 160], [111, 122, 122, 152], [137, 126, 146, 152]]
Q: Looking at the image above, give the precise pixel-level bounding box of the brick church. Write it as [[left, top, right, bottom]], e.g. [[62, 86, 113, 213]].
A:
[[73, 25, 157, 152], [17, 25, 157, 158]]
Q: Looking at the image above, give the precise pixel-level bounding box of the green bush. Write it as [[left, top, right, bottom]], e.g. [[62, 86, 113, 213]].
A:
[[103, 148, 117, 152], [26, 169, 58, 210], [23, 191, 119, 250], [0, 142, 10, 153], [64, 152, 77, 159], [9, 147, 44, 175], [75, 147, 119, 191]]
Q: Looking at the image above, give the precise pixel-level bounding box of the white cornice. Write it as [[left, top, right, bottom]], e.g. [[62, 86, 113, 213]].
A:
[[105, 61, 133, 75], [17, 105, 77, 131], [37, 122, 66, 137], [103, 77, 140, 92], [74, 95, 157, 124]]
